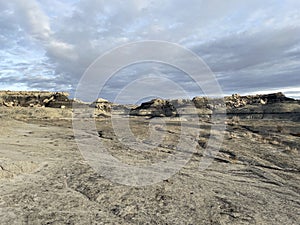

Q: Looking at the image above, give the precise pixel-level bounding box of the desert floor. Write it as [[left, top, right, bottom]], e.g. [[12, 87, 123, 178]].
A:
[[0, 107, 299, 224]]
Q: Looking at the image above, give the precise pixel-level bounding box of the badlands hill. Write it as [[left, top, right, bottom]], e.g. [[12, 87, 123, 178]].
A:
[[1, 90, 299, 120], [0, 91, 299, 224]]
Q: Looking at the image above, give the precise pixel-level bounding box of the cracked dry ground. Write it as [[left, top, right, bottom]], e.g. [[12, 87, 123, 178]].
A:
[[0, 112, 299, 224]]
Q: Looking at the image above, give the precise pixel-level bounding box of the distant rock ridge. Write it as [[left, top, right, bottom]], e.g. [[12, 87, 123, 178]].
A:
[[192, 92, 296, 109], [224, 92, 296, 108], [129, 92, 298, 117], [0, 91, 299, 120], [0, 91, 71, 108], [224, 93, 299, 121]]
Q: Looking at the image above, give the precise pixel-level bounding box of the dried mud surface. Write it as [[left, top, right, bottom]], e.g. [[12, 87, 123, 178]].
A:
[[0, 107, 299, 225]]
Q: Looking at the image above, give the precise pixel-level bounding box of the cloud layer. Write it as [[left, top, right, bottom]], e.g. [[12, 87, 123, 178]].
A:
[[0, 0, 300, 101]]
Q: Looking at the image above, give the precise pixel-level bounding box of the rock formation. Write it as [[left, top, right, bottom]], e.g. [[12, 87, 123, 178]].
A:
[[224, 93, 300, 121], [1, 91, 299, 121], [130, 98, 177, 117], [0, 91, 299, 224], [90, 98, 112, 117], [0, 91, 71, 108], [191, 92, 296, 110], [224, 92, 295, 108], [190, 92, 300, 121]]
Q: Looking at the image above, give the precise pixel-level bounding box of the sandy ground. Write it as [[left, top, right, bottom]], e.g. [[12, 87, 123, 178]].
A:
[[0, 107, 299, 224]]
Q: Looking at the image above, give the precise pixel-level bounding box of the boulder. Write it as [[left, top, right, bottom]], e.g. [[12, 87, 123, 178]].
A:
[[3, 101, 14, 107], [192, 96, 209, 108], [130, 98, 177, 117], [90, 98, 112, 117]]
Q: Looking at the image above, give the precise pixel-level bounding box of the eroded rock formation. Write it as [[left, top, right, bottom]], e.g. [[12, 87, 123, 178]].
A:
[[130, 98, 177, 117], [90, 98, 112, 117], [224, 92, 296, 108], [1, 91, 299, 121], [191, 92, 300, 121], [0, 91, 71, 108], [191, 92, 296, 110]]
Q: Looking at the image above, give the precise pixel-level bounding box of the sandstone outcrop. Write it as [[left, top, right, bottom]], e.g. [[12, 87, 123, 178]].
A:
[[190, 92, 300, 121], [0, 91, 71, 108], [224, 93, 300, 121], [1, 91, 299, 121], [130, 98, 177, 117], [127, 93, 299, 120], [90, 98, 112, 117], [191, 92, 296, 110], [224, 92, 295, 108]]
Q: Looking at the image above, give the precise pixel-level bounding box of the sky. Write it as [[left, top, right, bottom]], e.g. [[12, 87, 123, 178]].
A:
[[0, 0, 300, 102]]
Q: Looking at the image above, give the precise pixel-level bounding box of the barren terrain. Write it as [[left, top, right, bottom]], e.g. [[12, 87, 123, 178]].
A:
[[0, 93, 300, 224]]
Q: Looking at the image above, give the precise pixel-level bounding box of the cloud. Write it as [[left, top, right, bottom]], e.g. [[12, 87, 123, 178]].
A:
[[0, 0, 77, 92], [192, 25, 300, 95], [13, 0, 51, 41], [0, 0, 300, 101]]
